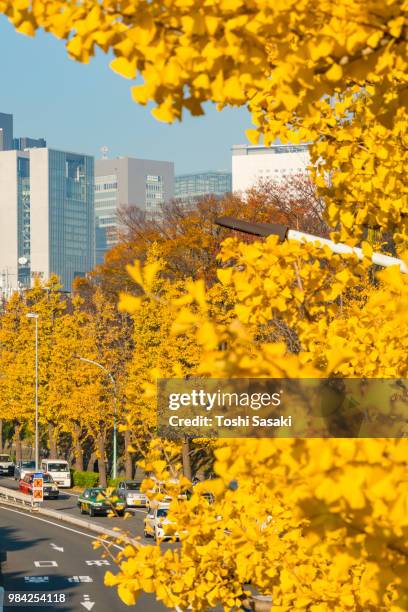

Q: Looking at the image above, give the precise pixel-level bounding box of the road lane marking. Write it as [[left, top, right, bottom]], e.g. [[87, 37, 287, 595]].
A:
[[67, 576, 93, 583], [0, 506, 123, 550], [50, 543, 64, 552], [34, 561, 58, 568], [81, 594, 95, 610], [24, 576, 49, 583], [85, 560, 110, 566]]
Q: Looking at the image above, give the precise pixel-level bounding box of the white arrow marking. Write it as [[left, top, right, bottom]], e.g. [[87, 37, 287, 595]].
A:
[[81, 594, 95, 610], [86, 560, 110, 566], [67, 576, 93, 583], [50, 543, 64, 552]]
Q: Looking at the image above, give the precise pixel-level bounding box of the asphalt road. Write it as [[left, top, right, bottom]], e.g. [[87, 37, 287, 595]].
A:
[[0, 477, 149, 543], [0, 505, 167, 612]]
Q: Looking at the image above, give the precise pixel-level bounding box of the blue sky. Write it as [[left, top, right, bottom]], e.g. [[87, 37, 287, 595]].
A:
[[0, 17, 252, 174]]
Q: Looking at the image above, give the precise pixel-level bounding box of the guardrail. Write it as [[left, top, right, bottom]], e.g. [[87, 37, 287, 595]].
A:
[[0, 485, 38, 511], [0, 485, 133, 542]]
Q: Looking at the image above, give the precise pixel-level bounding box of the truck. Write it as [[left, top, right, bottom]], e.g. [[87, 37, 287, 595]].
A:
[[0, 454, 15, 476], [40, 459, 71, 488]]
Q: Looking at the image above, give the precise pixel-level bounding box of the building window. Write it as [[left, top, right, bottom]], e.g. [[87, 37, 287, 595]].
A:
[[66, 158, 85, 182]]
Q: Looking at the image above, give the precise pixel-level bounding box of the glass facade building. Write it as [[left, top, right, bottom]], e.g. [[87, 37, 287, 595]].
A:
[[43, 150, 94, 290], [17, 156, 31, 288], [175, 171, 232, 205], [0, 148, 95, 294], [1, 149, 95, 295], [13, 136, 47, 151], [0, 150, 31, 297]]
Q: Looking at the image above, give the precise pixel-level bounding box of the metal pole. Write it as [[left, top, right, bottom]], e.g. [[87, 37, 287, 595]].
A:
[[27, 313, 40, 470], [110, 374, 117, 480], [35, 317, 39, 471]]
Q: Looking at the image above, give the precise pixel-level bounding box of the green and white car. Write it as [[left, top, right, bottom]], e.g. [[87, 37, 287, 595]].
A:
[[77, 487, 126, 517]]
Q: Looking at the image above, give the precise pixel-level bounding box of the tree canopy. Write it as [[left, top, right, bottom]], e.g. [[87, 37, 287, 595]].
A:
[[1, 2, 408, 610]]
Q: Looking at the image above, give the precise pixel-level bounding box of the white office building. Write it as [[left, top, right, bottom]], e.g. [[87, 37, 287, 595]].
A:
[[0, 148, 94, 295], [232, 144, 310, 193], [95, 156, 174, 264]]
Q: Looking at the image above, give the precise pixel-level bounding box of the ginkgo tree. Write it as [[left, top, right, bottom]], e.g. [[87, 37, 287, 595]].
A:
[[0, 290, 35, 461], [1, 0, 406, 239], [106, 245, 408, 611], [0, 279, 133, 481]]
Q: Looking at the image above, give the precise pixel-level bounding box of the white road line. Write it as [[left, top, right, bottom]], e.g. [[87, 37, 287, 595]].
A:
[[0, 506, 123, 550]]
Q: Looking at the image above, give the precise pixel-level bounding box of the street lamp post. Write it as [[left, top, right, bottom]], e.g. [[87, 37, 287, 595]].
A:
[[26, 313, 39, 470], [75, 357, 117, 479], [214, 217, 408, 274]]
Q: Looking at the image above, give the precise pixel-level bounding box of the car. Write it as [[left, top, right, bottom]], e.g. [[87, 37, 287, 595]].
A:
[[14, 460, 36, 481], [40, 459, 71, 488], [0, 454, 14, 476], [143, 504, 179, 541], [192, 482, 215, 504], [19, 472, 59, 499], [199, 491, 215, 504], [77, 487, 126, 517], [116, 481, 147, 507], [145, 477, 188, 509]]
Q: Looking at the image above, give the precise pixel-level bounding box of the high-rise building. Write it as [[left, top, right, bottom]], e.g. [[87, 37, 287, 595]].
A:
[[0, 148, 94, 295], [175, 171, 232, 205], [0, 150, 30, 291], [0, 112, 13, 151], [0, 111, 46, 152], [13, 136, 47, 151], [94, 156, 174, 264], [232, 144, 310, 193]]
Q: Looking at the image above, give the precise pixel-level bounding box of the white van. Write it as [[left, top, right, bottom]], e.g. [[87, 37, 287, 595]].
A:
[[40, 459, 71, 488]]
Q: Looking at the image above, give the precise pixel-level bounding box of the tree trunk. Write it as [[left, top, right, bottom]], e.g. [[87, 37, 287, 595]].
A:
[[14, 424, 22, 463], [0, 419, 3, 453], [182, 437, 192, 482], [97, 434, 107, 487], [124, 430, 133, 480], [73, 427, 83, 472], [48, 424, 58, 458], [85, 451, 97, 473]]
